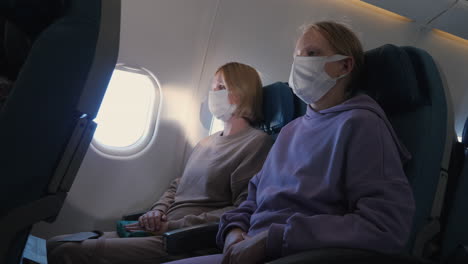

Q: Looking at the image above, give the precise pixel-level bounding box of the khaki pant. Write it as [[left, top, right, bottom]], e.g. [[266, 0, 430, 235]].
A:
[[47, 232, 182, 264], [47, 208, 214, 264]]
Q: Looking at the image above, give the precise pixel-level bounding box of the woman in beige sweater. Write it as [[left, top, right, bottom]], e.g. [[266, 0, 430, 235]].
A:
[[47, 62, 273, 264]]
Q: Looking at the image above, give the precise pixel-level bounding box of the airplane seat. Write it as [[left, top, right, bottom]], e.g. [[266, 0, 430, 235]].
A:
[[439, 117, 468, 264], [366, 45, 453, 257], [259, 82, 296, 139], [0, 0, 120, 263]]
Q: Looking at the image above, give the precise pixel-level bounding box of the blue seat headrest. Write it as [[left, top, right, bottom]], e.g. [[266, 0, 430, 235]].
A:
[[463, 117, 468, 148], [359, 44, 428, 114], [261, 82, 295, 136]]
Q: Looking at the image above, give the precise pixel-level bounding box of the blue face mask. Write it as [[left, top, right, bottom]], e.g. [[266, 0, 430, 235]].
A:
[[289, 54, 348, 104]]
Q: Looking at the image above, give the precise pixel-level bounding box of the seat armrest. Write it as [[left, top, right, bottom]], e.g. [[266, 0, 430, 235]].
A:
[[267, 248, 434, 264], [121, 211, 145, 221], [163, 222, 219, 255]]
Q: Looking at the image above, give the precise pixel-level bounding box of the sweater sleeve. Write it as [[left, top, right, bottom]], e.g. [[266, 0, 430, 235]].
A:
[[150, 177, 180, 213], [216, 174, 261, 248], [265, 116, 415, 259]]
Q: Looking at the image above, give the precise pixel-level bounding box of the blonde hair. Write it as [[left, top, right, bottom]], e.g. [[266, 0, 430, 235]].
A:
[[303, 21, 364, 96], [216, 62, 263, 125]]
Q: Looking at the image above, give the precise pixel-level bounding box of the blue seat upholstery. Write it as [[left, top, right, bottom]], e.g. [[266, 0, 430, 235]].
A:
[[361, 45, 452, 257], [440, 117, 468, 263], [269, 44, 453, 264], [260, 82, 296, 139], [0, 0, 120, 263]]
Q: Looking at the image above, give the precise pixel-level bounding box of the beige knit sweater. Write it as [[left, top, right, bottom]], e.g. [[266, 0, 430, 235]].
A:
[[150, 126, 273, 230]]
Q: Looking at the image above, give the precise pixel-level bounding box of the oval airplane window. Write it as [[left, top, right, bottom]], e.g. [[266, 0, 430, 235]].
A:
[[92, 65, 162, 157]]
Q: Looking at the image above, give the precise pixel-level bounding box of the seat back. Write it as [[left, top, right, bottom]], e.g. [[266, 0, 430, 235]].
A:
[[359, 44, 454, 258], [0, 0, 120, 263], [440, 117, 468, 263], [0, 0, 63, 81], [260, 82, 296, 139]]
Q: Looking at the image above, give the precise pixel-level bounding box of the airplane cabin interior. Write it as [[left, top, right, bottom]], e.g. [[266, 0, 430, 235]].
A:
[[0, 0, 467, 264]]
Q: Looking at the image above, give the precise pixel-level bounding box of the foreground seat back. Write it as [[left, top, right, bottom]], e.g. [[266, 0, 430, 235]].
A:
[[0, 0, 120, 263], [0, 0, 63, 82], [440, 117, 468, 263]]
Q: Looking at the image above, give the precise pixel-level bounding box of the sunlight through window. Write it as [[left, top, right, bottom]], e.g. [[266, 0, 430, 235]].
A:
[[210, 118, 224, 135], [93, 66, 161, 156]]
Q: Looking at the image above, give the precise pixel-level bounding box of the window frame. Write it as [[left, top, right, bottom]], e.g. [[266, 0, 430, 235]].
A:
[[91, 64, 162, 158]]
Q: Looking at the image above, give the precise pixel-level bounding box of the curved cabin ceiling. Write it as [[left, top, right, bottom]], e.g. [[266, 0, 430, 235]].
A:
[[362, 0, 468, 40]]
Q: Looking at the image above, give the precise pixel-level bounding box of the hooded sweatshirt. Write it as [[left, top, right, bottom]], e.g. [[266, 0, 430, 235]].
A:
[[216, 94, 415, 259]]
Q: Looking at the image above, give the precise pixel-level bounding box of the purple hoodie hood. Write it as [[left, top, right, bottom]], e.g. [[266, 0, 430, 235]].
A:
[[309, 94, 412, 164]]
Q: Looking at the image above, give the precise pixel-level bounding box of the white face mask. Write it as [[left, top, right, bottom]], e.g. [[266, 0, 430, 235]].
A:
[[208, 89, 236, 122], [288, 54, 348, 104]]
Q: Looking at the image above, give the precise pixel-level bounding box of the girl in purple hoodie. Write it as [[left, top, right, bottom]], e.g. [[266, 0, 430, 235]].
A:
[[165, 21, 415, 264]]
